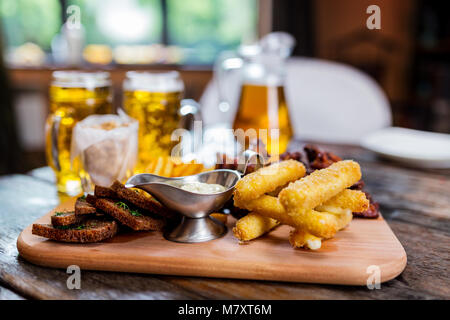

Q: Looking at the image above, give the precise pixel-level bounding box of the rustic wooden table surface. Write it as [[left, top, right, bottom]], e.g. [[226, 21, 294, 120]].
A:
[[0, 143, 449, 300]]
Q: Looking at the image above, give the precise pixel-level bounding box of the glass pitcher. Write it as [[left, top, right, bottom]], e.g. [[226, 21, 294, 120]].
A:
[[215, 32, 295, 155]]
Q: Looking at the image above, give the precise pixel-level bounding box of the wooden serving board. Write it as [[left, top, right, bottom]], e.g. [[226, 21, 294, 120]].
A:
[[17, 198, 406, 285]]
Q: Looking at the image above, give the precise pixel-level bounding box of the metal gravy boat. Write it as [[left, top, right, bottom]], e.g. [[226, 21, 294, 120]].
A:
[[125, 150, 264, 243]]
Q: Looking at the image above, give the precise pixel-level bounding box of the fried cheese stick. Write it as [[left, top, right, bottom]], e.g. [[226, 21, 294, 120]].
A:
[[233, 213, 280, 241], [322, 189, 369, 213], [287, 208, 339, 239], [336, 209, 353, 230], [234, 160, 306, 206], [239, 195, 339, 239], [210, 213, 228, 225], [289, 208, 353, 250], [241, 190, 368, 214], [237, 189, 367, 238], [279, 160, 362, 212], [289, 229, 322, 250]]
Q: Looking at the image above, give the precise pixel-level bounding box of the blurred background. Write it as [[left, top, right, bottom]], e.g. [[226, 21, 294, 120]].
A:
[[0, 0, 449, 175]]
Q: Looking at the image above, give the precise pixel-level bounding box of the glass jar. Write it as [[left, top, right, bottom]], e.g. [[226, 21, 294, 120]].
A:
[[46, 71, 113, 195], [123, 71, 184, 171]]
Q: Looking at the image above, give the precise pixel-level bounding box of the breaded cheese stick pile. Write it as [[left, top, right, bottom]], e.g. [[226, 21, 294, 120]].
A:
[[234, 159, 306, 207], [233, 213, 280, 242], [232, 160, 369, 250], [278, 160, 362, 211]]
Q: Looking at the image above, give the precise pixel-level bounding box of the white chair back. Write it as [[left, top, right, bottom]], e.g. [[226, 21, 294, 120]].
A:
[[200, 57, 392, 144]]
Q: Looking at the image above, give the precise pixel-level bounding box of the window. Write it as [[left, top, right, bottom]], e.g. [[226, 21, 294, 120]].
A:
[[0, 0, 259, 65], [167, 0, 258, 64], [0, 0, 61, 51], [69, 0, 163, 45]]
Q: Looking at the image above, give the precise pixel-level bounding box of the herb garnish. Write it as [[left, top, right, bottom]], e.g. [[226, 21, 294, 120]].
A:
[[54, 212, 65, 216], [130, 209, 142, 217], [55, 225, 70, 230], [76, 225, 86, 230], [115, 201, 129, 210], [115, 201, 142, 217]]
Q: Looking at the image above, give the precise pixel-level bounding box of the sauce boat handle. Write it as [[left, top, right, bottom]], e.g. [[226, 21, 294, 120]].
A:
[[236, 149, 265, 176]]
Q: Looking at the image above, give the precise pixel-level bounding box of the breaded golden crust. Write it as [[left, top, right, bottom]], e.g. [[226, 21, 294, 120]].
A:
[[279, 160, 361, 211], [336, 210, 353, 230], [238, 195, 286, 219], [234, 160, 306, 207], [240, 195, 339, 239], [232, 213, 280, 241], [287, 209, 339, 239], [210, 213, 228, 225], [289, 229, 322, 250], [322, 189, 369, 213]]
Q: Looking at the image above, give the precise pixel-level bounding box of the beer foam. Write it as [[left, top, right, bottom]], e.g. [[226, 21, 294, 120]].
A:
[[123, 71, 184, 92], [52, 71, 111, 88]]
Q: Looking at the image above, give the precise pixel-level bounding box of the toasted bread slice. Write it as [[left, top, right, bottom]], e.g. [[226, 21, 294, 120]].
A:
[[51, 211, 85, 226], [94, 185, 118, 199], [93, 197, 165, 231], [110, 180, 176, 219], [75, 197, 97, 215], [85, 194, 97, 206], [32, 219, 118, 243]]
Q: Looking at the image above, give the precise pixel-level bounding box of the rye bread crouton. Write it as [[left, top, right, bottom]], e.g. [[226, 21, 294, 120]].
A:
[[32, 219, 118, 243], [110, 180, 176, 219], [51, 211, 85, 226], [85, 194, 97, 206], [75, 197, 97, 215], [93, 197, 165, 231], [94, 185, 118, 199]]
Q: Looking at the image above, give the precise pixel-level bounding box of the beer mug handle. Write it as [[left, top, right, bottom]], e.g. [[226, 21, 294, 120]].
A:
[[179, 99, 202, 130], [213, 51, 243, 113], [49, 114, 62, 171], [179, 99, 202, 154]]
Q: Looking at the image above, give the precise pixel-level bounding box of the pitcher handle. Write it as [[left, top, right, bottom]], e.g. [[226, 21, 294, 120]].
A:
[[48, 114, 62, 171], [174, 99, 203, 158], [179, 99, 202, 130]]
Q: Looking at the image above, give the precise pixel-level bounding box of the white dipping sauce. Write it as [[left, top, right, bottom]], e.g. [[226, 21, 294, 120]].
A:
[[171, 181, 226, 194]]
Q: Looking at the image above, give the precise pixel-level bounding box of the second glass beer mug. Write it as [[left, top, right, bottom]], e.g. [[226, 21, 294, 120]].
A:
[[46, 71, 113, 195], [123, 71, 184, 171], [215, 32, 295, 155]]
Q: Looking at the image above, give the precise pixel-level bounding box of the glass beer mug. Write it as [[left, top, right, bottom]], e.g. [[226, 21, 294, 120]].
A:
[[215, 32, 295, 155], [123, 71, 200, 172], [46, 71, 113, 195]]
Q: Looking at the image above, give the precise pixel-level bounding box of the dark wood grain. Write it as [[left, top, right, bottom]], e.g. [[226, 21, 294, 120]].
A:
[[1, 143, 449, 300]]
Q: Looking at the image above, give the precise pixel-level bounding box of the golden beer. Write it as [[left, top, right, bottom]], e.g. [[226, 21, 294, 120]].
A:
[[123, 71, 184, 172], [46, 71, 113, 195], [233, 83, 293, 155]]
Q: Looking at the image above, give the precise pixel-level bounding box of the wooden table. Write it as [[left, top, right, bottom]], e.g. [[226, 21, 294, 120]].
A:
[[0, 143, 449, 300]]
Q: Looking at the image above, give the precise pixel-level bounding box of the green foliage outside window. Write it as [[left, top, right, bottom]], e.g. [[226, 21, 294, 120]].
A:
[[167, 0, 258, 63], [0, 0, 258, 64], [0, 0, 61, 51]]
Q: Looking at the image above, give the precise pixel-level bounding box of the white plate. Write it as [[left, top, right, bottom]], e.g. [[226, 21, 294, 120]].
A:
[[361, 127, 450, 168]]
